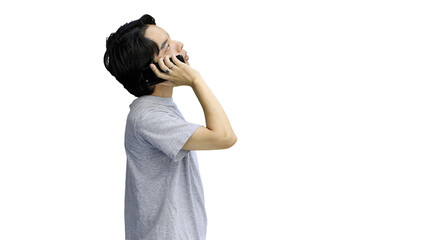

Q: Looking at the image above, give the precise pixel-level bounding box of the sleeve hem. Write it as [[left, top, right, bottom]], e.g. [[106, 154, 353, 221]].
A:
[[172, 125, 202, 162]]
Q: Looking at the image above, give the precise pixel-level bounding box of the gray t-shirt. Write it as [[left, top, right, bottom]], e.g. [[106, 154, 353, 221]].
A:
[[124, 95, 207, 240]]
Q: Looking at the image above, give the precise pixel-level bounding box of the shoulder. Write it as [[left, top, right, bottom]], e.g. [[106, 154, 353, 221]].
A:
[[136, 107, 181, 128]]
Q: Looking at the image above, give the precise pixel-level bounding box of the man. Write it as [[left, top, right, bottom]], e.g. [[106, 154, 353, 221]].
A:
[[104, 14, 237, 240]]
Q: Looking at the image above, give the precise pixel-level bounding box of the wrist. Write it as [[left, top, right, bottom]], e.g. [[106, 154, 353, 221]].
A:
[[191, 76, 203, 88]]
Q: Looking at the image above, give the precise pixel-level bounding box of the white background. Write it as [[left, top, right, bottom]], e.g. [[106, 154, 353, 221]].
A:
[[0, 0, 425, 239]]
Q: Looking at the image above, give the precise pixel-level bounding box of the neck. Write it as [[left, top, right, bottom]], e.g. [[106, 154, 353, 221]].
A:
[[151, 85, 174, 98]]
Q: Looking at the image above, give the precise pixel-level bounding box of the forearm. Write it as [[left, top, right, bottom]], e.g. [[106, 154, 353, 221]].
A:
[[191, 77, 236, 140]]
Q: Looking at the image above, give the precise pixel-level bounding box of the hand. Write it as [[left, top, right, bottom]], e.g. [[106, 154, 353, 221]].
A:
[[150, 55, 201, 87]]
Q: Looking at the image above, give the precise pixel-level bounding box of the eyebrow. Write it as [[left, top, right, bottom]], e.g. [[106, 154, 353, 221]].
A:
[[159, 33, 170, 51]]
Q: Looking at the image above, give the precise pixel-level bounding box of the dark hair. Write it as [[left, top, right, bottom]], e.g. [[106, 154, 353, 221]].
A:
[[104, 14, 159, 97]]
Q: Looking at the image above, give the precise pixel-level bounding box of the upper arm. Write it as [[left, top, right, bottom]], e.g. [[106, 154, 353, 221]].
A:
[[182, 126, 237, 151]]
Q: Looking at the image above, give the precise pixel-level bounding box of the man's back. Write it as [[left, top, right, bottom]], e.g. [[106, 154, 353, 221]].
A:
[[124, 95, 207, 240]]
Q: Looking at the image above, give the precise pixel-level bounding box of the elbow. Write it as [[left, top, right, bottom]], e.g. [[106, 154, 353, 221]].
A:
[[210, 130, 237, 150], [223, 133, 237, 149]]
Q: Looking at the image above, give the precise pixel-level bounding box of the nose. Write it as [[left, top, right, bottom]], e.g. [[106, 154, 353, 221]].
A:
[[172, 40, 184, 51]]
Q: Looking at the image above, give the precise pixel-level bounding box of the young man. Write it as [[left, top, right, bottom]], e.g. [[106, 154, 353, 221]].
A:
[[104, 14, 237, 240]]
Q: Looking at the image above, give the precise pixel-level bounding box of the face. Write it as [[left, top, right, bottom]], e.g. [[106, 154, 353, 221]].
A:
[[144, 25, 189, 63]]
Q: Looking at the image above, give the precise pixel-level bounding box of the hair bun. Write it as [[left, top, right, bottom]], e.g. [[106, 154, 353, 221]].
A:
[[139, 14, 156, 25]]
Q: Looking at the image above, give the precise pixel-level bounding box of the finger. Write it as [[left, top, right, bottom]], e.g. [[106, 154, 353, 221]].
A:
[[171, 54, 186, 68], [150, 64, 171, 79], [157, 57, 170, 73], [164, 55, 176, 69]]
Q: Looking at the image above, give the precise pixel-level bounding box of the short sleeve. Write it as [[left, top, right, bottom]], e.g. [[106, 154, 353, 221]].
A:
[[135, 109, 201, 162]]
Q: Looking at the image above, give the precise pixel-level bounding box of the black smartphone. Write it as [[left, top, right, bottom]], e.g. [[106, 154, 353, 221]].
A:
[[141, 55, 185, 86]]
